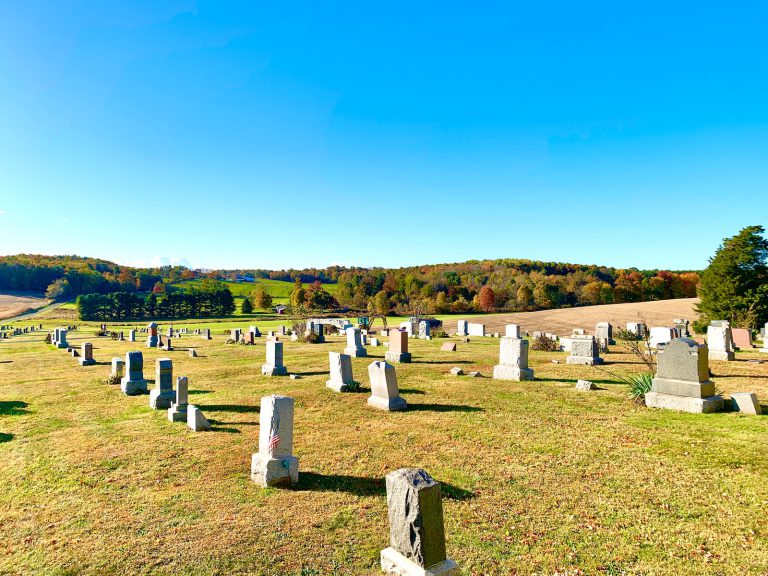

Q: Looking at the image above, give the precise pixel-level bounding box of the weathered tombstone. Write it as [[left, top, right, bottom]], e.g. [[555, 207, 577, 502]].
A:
[[367, 361, 407, 411], [492, 337, 534, 381], [707, 322, 735, 361], [645, 338, 723, 413], [344, 327, 367, 358], [146, 322, 159, 348], [731, 328, 753, 350], [575, 379, 596, 391], [187, 405, 211, 431], [440, 342, 456, 352], [56, 328, 68, 349], [308, 321, 325, 343], [150, 358, 175, 409], [385, 330, 411, 363], [202, 328, 211, 340], [595, 322, 615, 345], [729, 392, 762, 415], [120, 351, 148, 395], [456, 320, 468, 336], [261, 340, 288, 376], [649, 326, 675, 349], [505, 324, 521, 338], [380, 468, 459, 576], [111, 357, 124, 379], [168, 376, 189, 422], [467, 323, 485, 337], [326, 352, 355, 392], [559, 337, 573, 352], [418, 321, 431, 340], [78, 342, 96, 366], [566, 335, 603, 365], [449, 367, 464, 376], [251, 395, 299, 487]]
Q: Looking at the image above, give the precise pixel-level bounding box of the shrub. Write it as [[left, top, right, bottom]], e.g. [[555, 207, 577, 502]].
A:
[[626, 372, 654, 401], [303, 331, 321, 344], [44, 333, 51, 344], [241, 298, 253, 314], [530, 334, 560, 352], [431, 328, 448, 338], [225, 338, 236, 344], [691, 317, 709, 335], [104, 374, 121, 385], [614, 327, 637, 341]]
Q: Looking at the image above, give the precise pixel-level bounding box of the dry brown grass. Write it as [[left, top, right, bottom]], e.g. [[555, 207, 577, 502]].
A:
[[0, 292, 50, 321], [1, 305, 767, 575]]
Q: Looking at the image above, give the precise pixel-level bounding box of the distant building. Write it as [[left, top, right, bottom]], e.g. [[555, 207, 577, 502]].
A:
[[275, 305, 287, 315]]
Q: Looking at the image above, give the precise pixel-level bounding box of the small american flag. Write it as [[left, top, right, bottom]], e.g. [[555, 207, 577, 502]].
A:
[[267, 411, 280, 452], [268, 432, 280, 451]]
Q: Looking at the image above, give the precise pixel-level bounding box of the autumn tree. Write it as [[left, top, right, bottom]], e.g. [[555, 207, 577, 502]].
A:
[[477, 286, 496, 312]]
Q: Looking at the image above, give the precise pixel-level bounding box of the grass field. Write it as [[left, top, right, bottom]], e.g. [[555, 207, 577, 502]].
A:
[[1, 302, 768, 574], [0, 292, 51, 321], [169, 279, 339, 307]]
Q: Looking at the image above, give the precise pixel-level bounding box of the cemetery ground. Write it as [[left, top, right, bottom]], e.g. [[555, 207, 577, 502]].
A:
[[1, 305, 768, 574]]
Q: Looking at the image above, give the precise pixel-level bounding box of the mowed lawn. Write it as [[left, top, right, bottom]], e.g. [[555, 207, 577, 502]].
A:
[[169, 279, 339, 306], [1, 320, 768, 574]]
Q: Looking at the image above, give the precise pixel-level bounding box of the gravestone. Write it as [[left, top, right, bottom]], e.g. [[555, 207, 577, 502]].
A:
[[370, 337, 380, 347], [326, 352, 355, 392], [492, 337, 534, 381], [449, 367, 464, 376], [118, 331, 124, 341], [187, 405, 211, 431], [467, 323, 485, 337], [673, 318, 690, 337], [189, 348, 198, 358], [505, 324, 521, 338], [150, 358, 175, 409], [456, 320, 468, 336], [595, 322, 615, 345], [440, 342, 456, 352], [380, 468, 459, 576], [367, 361, 407, 411], [262, 340, 288, 376], [251, 395, 299, 487], [566, 335, 603, 365], [707, 322, 735, 361], [249, 326, 261, 337], [729, 392, 762, 415], [731, 328, 753, 350], [111, 357, 124, 379], [56, 328, 68, 349], [162, 337, 173, 351], [129, 329, 136, 342], [575, 379, 596, 391], [202, 328, 211, 340], [308, 321, 325, 343], [78, 342, 95, 366], [418, 321, 431, 340], [168, 376, 189, 422], [279, 325, 287, 335], [762, 322, 768, 353], [649, 327, 675, 349], [167, 327, 173, 338], [121, 351, 148, 395], [146, 322, 159, 348], [231, 328, 242, 343], [559, 337, 573, 352], [344, 327, 367, 358], [381, 328, 390, 337], [385, 330, 411, 363], [626, 322, 646, 339], [645, 338, 723, 413]]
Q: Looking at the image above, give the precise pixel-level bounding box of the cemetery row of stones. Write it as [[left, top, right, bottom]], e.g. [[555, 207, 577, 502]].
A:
[[35, 314, 765, 574]]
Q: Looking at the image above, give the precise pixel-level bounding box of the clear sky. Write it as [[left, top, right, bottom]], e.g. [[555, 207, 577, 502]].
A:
[[0, 1, 765, 271]]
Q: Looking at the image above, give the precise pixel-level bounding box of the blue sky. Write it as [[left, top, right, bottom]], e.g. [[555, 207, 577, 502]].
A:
[[0, 1, 765, 271]]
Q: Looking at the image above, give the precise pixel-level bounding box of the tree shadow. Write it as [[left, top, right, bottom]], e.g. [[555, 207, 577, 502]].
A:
[[355, 387, 426, 395], [206, 421, 242, 434], [0, 401, 28, 416], [413, 360, 473, 365], [406, 403, 483, 413], [298, 472, 475, 500], [202, 404, 260, 413], [0, 433, 13, 443]]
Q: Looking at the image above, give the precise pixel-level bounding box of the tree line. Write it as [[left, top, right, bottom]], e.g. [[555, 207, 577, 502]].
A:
[[76, 285, 235, 320]]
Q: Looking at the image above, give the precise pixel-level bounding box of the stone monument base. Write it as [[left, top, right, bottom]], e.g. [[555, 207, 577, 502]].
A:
[[167, 404, 187, 422], [708, 350, 735, 361], [120, 378, 147, 396], [566, 356, 603, 365], [492, 365, 534, 381], [146, 337, 158, 348], [380, 547, 459, 576], [250, 453, 299, 487], [367, 395, 407, 411], [78, 358, 95, 366], [261, 364, 288, 376], [344, 347, 367, 358], [385, 352, 412, 364], [645, 391, 723, 413], [149, 389, 174, 410]]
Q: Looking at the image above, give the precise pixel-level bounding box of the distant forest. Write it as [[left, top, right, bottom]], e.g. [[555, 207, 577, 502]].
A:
[[0, 254, 699, 316]]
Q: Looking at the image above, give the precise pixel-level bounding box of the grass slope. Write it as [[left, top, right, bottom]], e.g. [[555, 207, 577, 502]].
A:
[[169, 279, 338, 307], [0, 315, 767, 574]]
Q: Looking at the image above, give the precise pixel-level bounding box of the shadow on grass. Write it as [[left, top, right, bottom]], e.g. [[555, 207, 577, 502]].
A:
[[206, 420, 242, 434], [406, 403, 483, 413], [535, 377, 622, 386], [202, 404, 259, 413], [0, 433, 14, 443], [298, 472, 475, 500], [188, 390, 213, 395], [412, 360, 473, 365], [0, 401, 28, 416], [714, 373, 768, 379], [0, 360, 12, 364], [293, 370, 329, 377], [354, 387, 426, 395]]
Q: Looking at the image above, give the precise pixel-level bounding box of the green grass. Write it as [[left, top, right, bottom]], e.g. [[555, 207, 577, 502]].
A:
[[2, 319, 768, 574], [168, 279, 338, 306]]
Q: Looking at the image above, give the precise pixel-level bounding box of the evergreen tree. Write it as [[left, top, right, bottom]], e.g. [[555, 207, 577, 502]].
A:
[[241, 297, 253, 314], [697, 225, 768, 328]]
